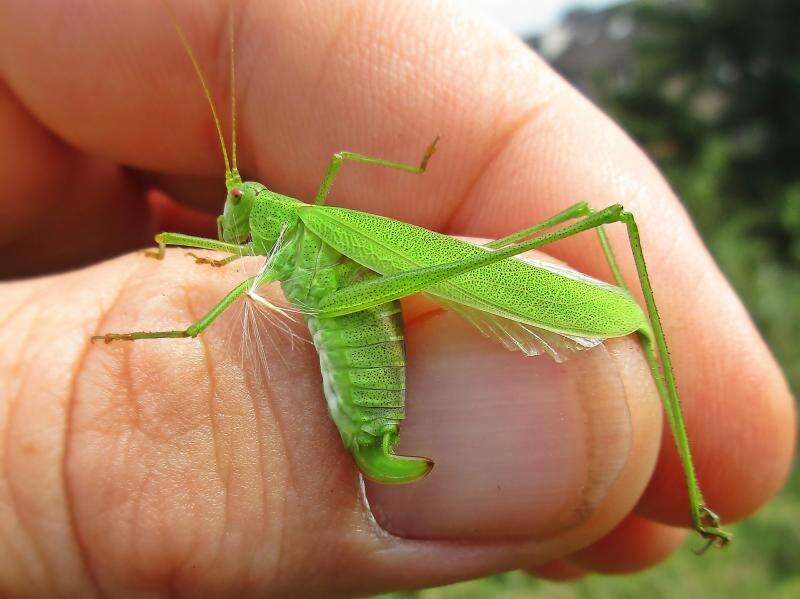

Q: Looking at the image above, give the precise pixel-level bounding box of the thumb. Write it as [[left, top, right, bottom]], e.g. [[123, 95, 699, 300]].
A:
[[368, 297, 661, 543], [0, 250, 663, 596]]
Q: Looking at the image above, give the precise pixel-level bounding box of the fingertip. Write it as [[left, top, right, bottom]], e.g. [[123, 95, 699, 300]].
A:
[[526, 559, 586, 582], [638, 346, 796, 527], [146, 189, 217, 237], [568, 513, 687, 575], [365, 314, 661, 544]]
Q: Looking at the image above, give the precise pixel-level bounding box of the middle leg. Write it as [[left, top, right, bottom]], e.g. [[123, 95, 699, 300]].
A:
[[91, 272, 267, 343]]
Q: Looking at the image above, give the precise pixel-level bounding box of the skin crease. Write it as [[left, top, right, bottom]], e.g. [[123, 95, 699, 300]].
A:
[[0, 0, 795, 596]]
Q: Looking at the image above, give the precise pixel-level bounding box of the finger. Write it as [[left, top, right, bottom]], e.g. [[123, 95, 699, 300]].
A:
[[526, 560, 586, 582], [2, 0, 792, 529], [0, 251, 662, 596], [146, 189, 217, 238], [567, 513, 687, 574], [0, 13, 219, 276], [365, 302, 661, 544], [0, 79, 153, 277]]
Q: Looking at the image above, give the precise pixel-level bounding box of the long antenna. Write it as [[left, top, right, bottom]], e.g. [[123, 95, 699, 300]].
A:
[[160, 0, 231, 173], [229, 0, 238, 172]]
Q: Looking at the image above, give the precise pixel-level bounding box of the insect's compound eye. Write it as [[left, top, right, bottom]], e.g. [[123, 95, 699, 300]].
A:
[[230, 187, 244, 205]]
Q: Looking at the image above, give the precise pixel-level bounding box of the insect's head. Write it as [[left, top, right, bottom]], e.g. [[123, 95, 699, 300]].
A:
[[219, 169, 256, 243]]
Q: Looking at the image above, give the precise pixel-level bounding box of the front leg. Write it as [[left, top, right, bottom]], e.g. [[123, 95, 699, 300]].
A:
[[144, 232, 252, 261]]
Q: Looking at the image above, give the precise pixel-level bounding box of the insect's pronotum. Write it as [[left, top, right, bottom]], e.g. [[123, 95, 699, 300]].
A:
[[92, 0, 731, 549]]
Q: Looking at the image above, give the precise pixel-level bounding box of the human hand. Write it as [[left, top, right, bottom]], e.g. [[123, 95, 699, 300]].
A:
[[0, 0, 794, 596]]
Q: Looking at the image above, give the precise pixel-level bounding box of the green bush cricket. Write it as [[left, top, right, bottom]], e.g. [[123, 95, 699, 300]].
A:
[[92, 0, 731, 550]]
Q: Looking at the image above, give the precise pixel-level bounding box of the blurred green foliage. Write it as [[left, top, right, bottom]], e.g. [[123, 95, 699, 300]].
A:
[[597, 0, 800, 394], [378, 0, 798, 597]]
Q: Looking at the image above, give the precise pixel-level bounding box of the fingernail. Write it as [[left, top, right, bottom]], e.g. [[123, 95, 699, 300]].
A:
[[365, 310, 632, 540]]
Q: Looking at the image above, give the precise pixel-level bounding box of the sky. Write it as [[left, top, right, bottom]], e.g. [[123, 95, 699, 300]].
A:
[[460, 0, 615, 37]]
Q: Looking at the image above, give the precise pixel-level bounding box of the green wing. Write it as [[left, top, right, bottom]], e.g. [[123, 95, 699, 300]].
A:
[[299, 205, 648, 359]]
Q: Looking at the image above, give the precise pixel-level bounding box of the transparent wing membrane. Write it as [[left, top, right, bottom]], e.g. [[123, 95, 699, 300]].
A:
[[431, 297, 603, 362], [431, 247, 611, 361]]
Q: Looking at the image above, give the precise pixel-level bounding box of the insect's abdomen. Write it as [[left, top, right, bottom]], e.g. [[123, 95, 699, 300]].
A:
[[307, 303, 407, 446], [280, 227, 432, 483]]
